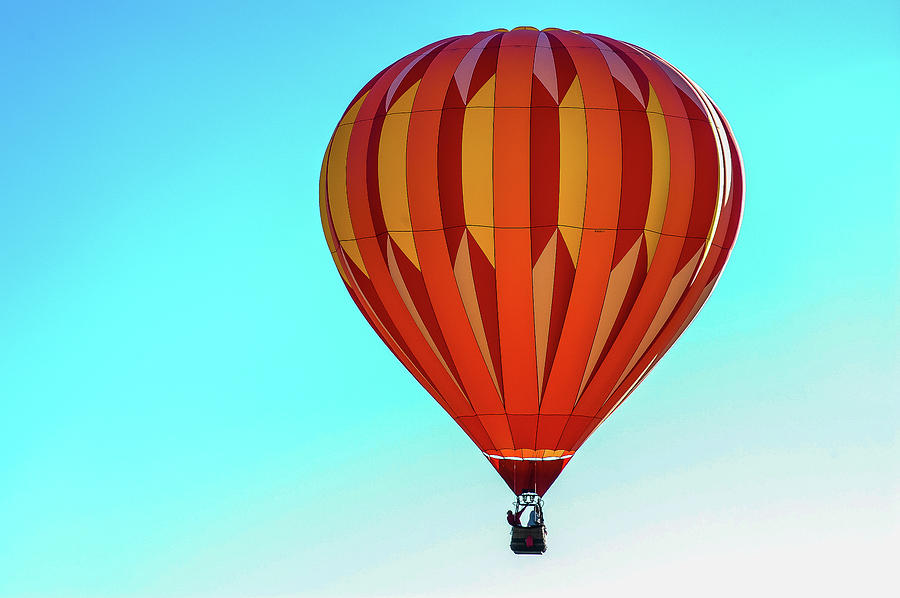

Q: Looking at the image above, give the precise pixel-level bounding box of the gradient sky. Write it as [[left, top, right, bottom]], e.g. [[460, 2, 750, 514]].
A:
[[1, 1, 897, 597]]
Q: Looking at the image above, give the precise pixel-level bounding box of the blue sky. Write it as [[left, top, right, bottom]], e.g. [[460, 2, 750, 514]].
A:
[[1, 1, 897, 596]]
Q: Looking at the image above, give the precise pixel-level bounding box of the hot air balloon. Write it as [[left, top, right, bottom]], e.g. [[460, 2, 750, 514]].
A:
[[319, 27, 743, 553]]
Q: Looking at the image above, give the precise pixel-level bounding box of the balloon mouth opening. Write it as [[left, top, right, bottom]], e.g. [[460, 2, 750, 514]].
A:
[[488, 453, 573, 495], [483, 449, 575, 462]]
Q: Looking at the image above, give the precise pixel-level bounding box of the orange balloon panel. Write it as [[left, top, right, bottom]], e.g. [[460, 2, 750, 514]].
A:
[[319, 28, 744, 495]]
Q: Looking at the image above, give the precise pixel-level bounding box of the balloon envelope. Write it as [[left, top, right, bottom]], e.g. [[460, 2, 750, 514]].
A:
[[319, 27, 743, 495]]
